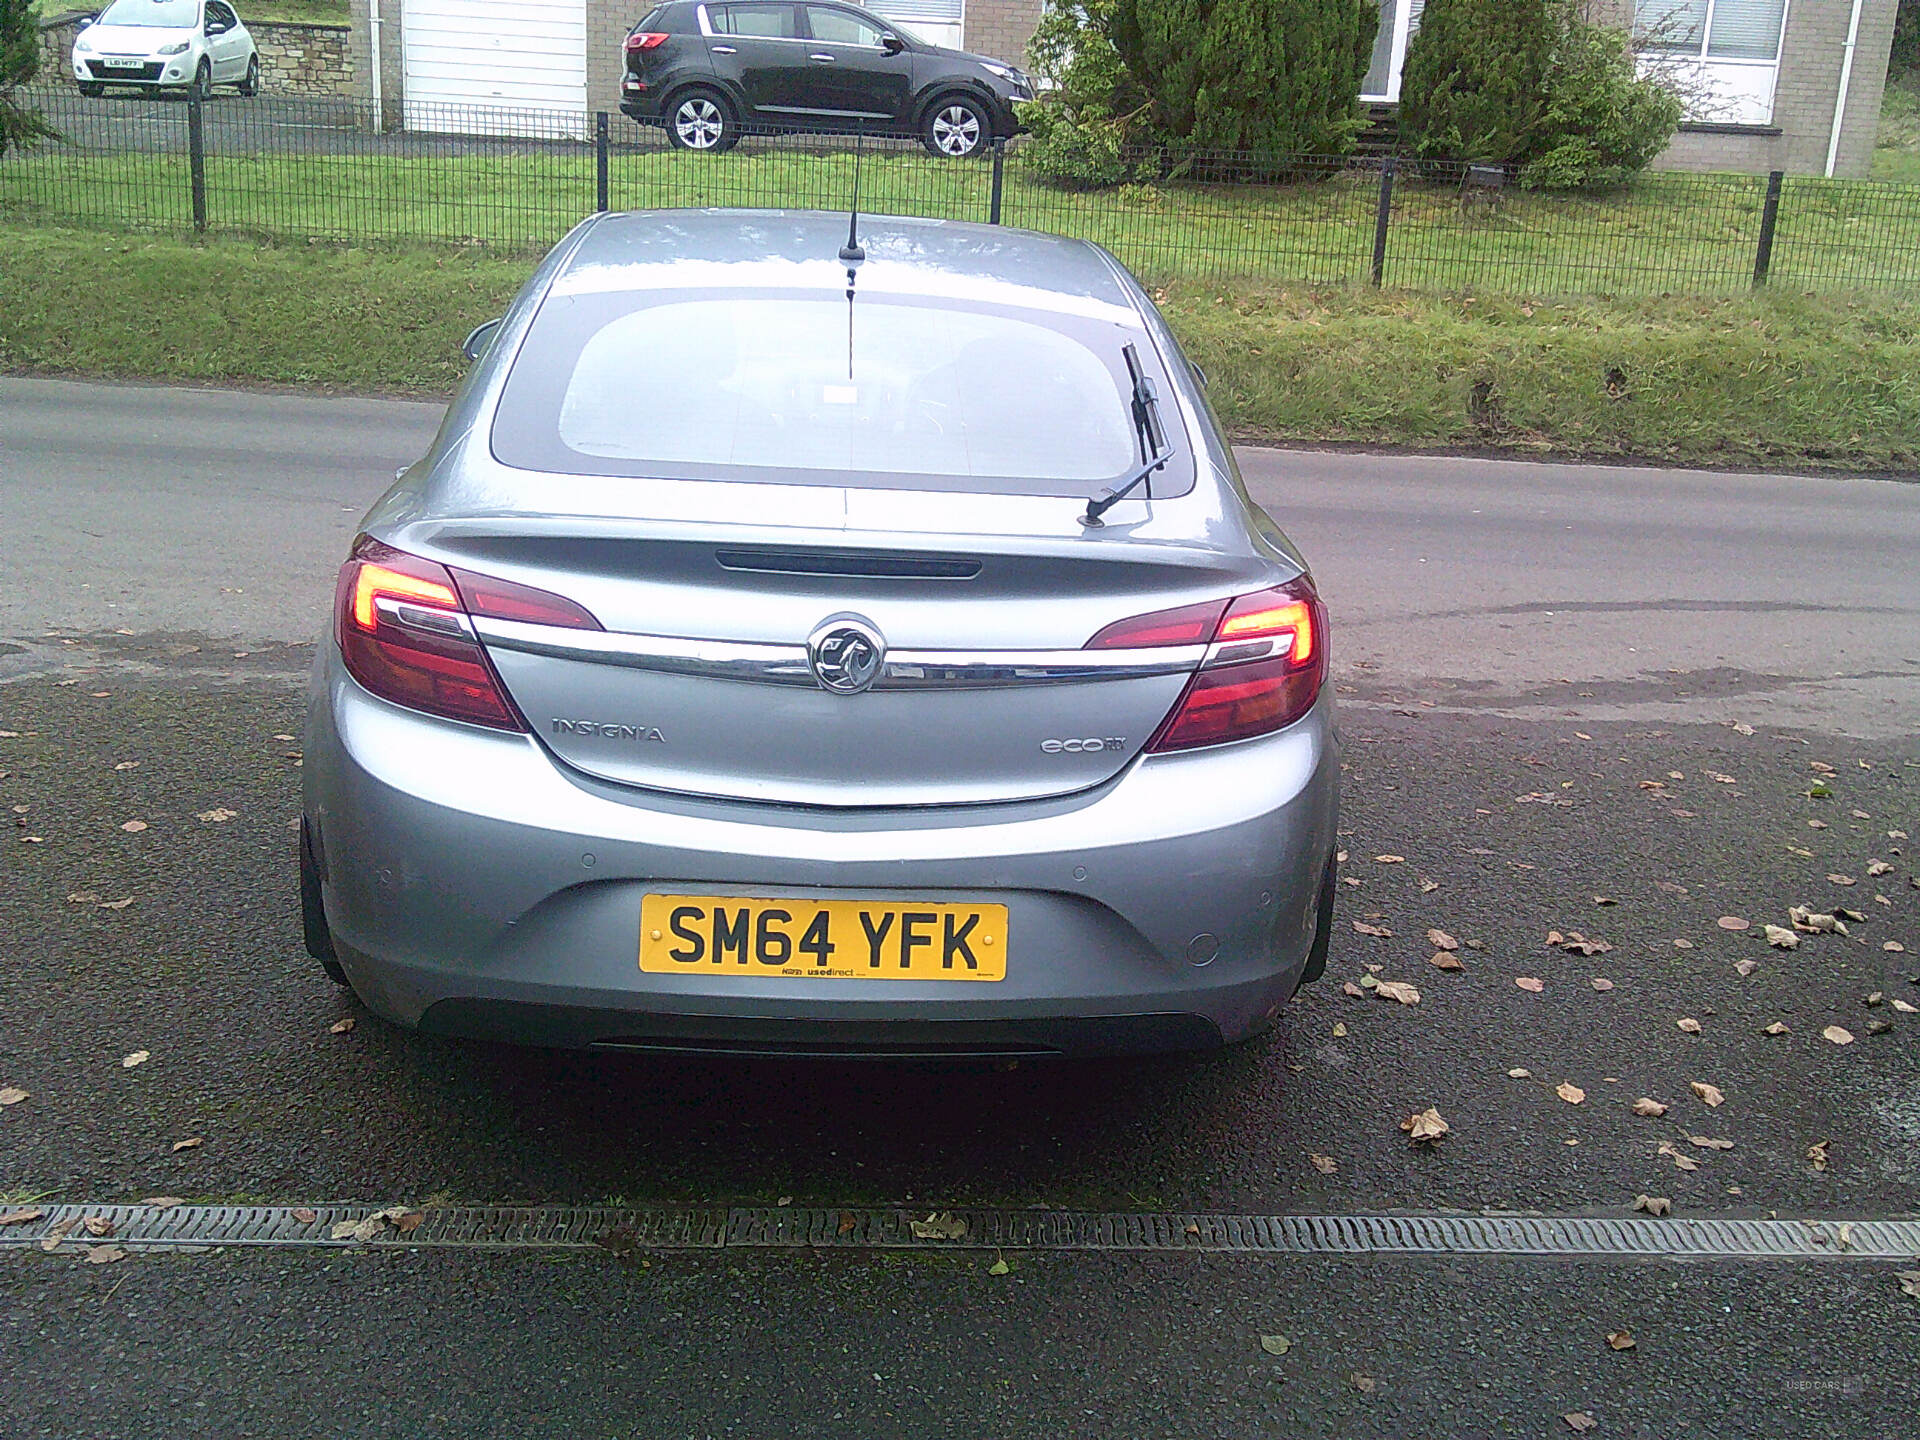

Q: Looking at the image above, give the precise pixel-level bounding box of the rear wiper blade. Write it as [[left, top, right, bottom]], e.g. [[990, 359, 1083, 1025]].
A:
[[1083, 342, 1169, 527], [1081, 452, 1169, 527]]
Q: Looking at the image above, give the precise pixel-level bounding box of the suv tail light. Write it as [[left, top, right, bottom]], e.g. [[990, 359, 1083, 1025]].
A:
[[1087, 577, 1327, 752], [334, 536, 600, 731], [625, 30, 669, 51]]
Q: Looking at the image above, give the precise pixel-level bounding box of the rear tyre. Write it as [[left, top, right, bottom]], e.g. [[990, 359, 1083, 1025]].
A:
[[300, 819, 350, 986], [238, 54, 260, 97], [78, 81, 105, 98], [921, 94, 989, 158], [1297, 849, 1338, 988], [189, 59, 211, 102], [665, 89, 738, 153]]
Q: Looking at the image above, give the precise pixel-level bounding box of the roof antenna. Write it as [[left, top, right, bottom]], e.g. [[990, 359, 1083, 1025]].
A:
[[839, 131, 866, 267], [841, 133, 864, 379]]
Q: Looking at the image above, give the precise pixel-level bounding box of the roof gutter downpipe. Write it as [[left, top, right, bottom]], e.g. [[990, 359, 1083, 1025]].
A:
[[369, 0, 384, 136], [1824, 0, 1865, 178]]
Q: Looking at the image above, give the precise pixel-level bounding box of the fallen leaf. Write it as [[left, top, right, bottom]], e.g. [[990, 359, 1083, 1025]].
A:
[[1897, 1272, 1920, 1300], [1358, 973, 1378, 988], [987, 1256, 1010, 1275], [1341, 982, 1364, 998], [1605, 1330, 1636, 1351], [1676, 1017, 1702, 1034], [1426, 929, 1459, 951], [1672, 939, 1694, 950], [1508, 1068, 1532, 1079], [120, 1050, 149, 1069], [170, 1137, 203, 1152], [84, 1244, 126, 1265], [837, 1211, 856, 1234], [1690, 1082, 1725, 1108], [393, 1212, 425, 1234], [1867, 1018, 1894, 1035], [1352, 922, 1392, 938], [1373, 981, 1421, 1005], [1807, 1140, 1831, 1172], [1309, 1153, 1337, 1175], [1763, 925, 1799, 949], [1556, 1082, 1586, 1105], [82, 1216, 114, 1238], [1827, 874, 1856, 887], [1689, 1136, 1734, 1150], [1429, 952, 1465, 972], [139, 1197, 184, 1210], [1866, 861, 1893, 877], [1350, 1372, 1376, 1393], [66, 891, 100, 904], [98, 897, 135, 911], [1593, 895, 1617, 906], [113, 760, 139, 771], [1400, 1107, 1449, 1144], [1515, 976, 1545, 992], [1591, 977, 1614, 992], [1419, 877, 1439, 893], [0, 1086, 27, 1106], [1807, 819, 1828, 829], [0, 1207, 46, 1225], [1374, 854, 1404, 864], [39, 1217, 78, 1251], [1716, 916, 1749, 931], [284, 1206, 316, 1224], [1893, 1000, 1918, 1014], [1564, 1414, 1598, 1434], [195, 809, 238, 824], [1734, 960, 1759, 977], [1632, 1195, 1671, 1216], [1657, 1142, 1699, 1171], [909, 1212, 968, 1241], [1631, 1097, 1668, 1117], [1886, 942, 1908, 954], [1762, 1021, 1790, 1035], [329, 1017, 356, 1035], [1822, 1026, 1855, 1046], [1865, 992, 1884, 1007], [119, 820, 147, 833], [1259, 1334, 1291, 1356], [1331, 1022, 1348, 1038]]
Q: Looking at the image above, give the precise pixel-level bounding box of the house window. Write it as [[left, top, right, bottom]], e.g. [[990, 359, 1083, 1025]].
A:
[[1635, 0, 1789, 125]]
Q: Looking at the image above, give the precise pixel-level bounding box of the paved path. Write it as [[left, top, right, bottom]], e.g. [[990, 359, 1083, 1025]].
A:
[[1, 378, 1916, 1437]]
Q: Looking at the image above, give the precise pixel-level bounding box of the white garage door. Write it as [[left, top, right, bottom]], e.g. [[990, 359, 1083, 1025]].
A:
[[869, 0, 964, 54], [403, 0, 587, 138]]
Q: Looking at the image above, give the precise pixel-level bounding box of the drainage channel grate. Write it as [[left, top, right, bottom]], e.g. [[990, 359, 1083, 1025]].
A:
[[5, 1204, 1920, 1261]]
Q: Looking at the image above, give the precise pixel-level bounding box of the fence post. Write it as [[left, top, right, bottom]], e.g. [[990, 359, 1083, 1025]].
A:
[[187, 90, 207, 234], [595, 112, 611, 214], [1370, 156, 1396, 288], [989, 138, 1005, 225], [1751, 169, 1783, 288]]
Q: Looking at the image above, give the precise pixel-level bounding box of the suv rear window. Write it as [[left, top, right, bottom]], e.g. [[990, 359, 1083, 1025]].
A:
[[491, 290, 1190, 497], [709, 3, 797, 37]]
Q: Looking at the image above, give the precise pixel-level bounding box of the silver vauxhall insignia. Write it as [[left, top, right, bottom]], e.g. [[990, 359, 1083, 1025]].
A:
[[300, 209, 1339, 1057]]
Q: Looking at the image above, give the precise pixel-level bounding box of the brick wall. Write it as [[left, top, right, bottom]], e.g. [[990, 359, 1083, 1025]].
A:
[[347, 0, 407, 126], [41, 12, 357, 99], [964, 0, 1041, 65], [587, 0, 637, 128]]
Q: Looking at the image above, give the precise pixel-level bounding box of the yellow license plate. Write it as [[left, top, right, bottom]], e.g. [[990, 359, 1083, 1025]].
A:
[[640, 895, 1007, 981]]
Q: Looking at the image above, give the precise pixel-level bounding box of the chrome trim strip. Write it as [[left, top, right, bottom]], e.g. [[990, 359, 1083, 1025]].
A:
[[471, 616, 1204, 690]]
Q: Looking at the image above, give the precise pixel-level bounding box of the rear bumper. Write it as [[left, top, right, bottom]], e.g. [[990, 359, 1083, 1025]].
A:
[[306, 659, 1339, 1056]]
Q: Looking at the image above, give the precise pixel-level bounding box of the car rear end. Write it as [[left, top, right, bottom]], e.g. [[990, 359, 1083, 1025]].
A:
[[303, 213, 1338, 1058], [620, 1, 709, 125]]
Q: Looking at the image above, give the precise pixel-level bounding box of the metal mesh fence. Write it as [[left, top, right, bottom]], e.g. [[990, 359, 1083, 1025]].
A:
[[4, 86, 1918, 297]]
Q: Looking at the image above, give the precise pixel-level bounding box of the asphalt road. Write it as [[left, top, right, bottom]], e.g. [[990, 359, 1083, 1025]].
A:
[[2, 377, 1918, 1435]]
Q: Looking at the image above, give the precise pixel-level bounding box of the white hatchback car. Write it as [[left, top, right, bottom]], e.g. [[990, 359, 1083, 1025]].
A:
[[72, 0, 260, 99]]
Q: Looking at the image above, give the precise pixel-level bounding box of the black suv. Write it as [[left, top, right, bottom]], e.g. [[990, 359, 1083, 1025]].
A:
[[620, 1, 1033, 157]]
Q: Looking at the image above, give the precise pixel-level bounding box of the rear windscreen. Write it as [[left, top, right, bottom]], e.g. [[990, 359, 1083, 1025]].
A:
[[489, 289, 1192, 498]]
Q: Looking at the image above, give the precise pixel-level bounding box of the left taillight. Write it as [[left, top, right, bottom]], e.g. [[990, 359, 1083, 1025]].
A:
[[1087, 576, 1327, 753], [625, 30, 669, 51], [334, 535, 599, 732]]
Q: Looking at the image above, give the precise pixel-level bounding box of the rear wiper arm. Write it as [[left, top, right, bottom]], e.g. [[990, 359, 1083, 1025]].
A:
[[1083, 341, 1169, 527], [1081, 452, 1169, 527]]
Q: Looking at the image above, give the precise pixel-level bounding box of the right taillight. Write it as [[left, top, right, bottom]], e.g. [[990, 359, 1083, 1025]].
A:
[[625, 30, 669, 51], [334, 536, 599, 731], [1128, 577, 1328, 752]]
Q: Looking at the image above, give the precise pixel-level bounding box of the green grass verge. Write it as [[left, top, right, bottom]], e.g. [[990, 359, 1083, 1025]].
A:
[[3, 224, 1916, 473], [6, 139, 1919, 297], [1876, 80, 1920, 185]]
